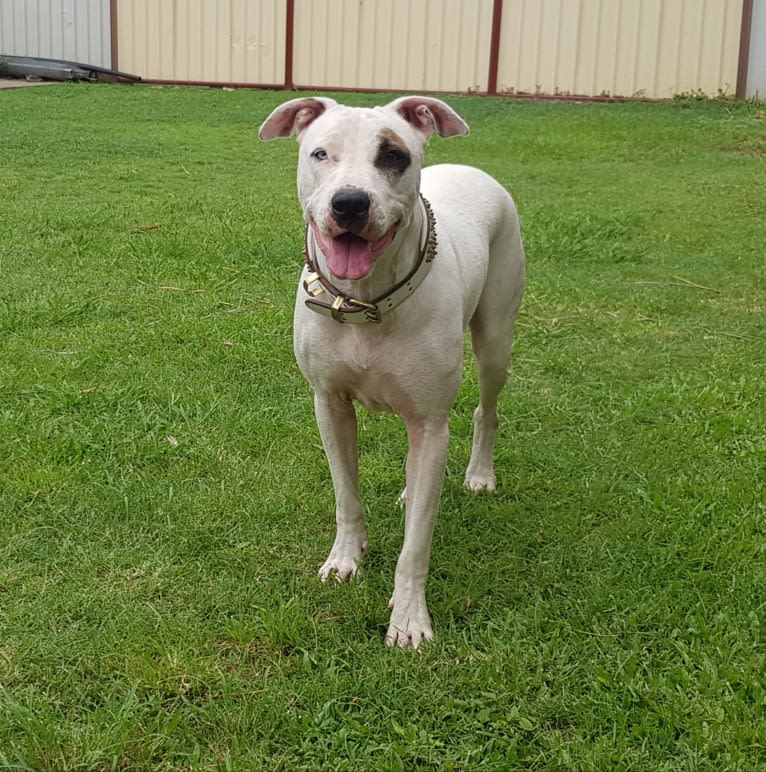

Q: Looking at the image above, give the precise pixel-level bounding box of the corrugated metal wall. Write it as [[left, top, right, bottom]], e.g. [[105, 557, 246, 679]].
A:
[[0, 0, 111, 67], [749, 0, 766, 97], [2, 1, 751, 99], [115, 0, 285, 85], [113, 0, 745, 99], [498, 0, 744, 98], [292, 0, 494, 93]]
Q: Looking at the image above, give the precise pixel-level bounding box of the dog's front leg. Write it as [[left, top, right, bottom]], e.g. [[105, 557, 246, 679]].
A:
[[386, 416, 449, 648], [314, 393, 368, 582]]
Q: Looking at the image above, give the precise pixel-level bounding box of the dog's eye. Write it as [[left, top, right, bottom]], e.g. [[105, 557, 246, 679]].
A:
[[375, 141, 411, 173], [311, 148, 329, 161]]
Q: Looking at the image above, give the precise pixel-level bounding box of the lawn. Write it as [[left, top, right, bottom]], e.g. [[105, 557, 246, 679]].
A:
[[0, 83, 764, 770]]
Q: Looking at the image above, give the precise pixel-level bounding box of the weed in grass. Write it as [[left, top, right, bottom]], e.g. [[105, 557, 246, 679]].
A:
[[0, 84, 764, 769]]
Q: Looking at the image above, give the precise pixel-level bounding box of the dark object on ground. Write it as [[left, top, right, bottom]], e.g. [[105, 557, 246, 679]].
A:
[[0, 55, 140, 83]]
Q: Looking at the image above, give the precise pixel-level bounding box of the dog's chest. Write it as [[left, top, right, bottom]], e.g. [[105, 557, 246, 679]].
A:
[[298, 330, 418, 415], [334, 363, 411, 414]]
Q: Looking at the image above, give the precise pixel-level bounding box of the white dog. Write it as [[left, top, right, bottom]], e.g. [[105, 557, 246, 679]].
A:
[[259, 96, 525, 647]]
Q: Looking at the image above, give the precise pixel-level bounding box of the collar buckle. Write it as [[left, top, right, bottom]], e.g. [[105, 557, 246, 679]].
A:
[[303, 271, 326, 297]]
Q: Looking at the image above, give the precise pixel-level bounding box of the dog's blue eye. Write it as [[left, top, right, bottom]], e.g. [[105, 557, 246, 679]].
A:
[[311, 148, 328, 161]]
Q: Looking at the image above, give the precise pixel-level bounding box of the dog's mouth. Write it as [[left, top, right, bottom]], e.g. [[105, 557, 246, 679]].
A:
[[312, 223, 398, 280]]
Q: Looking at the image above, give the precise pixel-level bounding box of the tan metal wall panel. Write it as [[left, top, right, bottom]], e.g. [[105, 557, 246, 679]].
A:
[[292, 0, 494, 92], [497, 0, 744, 99], [116, 0, 286, 84], [112, 0, 746, 98]]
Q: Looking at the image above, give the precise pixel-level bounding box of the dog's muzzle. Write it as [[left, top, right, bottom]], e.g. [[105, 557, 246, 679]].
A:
[[302, 195, 438, 324]]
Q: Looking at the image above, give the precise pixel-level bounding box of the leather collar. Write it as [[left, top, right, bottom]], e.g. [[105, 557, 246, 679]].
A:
[[301, 195, 437, 324]]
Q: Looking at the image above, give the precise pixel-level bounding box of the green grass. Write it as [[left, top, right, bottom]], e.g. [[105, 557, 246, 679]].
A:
[[1, 84, 765, 770]]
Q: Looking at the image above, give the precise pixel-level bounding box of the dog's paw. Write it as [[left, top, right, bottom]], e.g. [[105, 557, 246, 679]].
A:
[[464, 471, 496, 492], [318, 537, 367, 583], [318, 556, 360, 582], [385, 593, 433, 649]]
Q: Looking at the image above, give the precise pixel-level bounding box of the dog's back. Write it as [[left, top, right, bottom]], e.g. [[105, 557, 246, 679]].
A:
[[421, 163, 525, 329]]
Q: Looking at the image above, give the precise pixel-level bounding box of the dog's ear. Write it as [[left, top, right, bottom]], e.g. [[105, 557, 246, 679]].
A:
[[385, 96, 469, 139], [259, 97, 337, 140]]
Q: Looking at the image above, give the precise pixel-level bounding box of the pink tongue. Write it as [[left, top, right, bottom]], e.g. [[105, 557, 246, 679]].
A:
[[313, 226, 396, 280], [323, 233, 375, 280]]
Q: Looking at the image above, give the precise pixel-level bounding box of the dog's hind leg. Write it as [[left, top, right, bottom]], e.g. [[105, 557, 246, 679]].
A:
[[465, 214, 525, 492]]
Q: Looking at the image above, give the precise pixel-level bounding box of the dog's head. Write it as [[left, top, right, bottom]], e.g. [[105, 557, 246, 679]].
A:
[[259, 96, 468, 280]]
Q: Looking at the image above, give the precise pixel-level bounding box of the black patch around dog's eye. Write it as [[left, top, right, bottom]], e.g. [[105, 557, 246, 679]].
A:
[[375, 139, 411, 174]]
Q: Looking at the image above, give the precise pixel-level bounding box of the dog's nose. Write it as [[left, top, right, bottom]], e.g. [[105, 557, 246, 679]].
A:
[[331, 188, 370, 226]]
